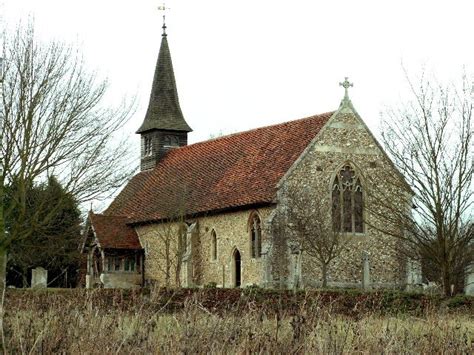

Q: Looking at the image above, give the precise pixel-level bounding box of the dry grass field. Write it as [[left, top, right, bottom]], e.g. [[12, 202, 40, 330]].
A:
[[4, 288, 473, 354]]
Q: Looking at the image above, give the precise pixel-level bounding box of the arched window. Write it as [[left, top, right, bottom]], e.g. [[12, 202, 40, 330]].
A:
[[332, 164, 364, 233], [250, 213, 262, 258], [211, 229, 217, 261]]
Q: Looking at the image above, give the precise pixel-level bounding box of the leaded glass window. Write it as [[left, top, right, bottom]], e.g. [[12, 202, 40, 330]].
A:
[[332, 165, 364, 233]]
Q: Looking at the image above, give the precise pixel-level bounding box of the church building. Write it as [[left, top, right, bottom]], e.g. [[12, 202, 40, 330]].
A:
[[82, 22, 413, 290]]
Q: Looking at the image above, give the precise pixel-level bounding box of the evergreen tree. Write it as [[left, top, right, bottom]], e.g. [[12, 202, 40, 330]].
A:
[[5, 176, 82, 287]]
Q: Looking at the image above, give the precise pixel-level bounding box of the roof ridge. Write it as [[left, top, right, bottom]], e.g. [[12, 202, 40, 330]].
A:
[[170, 111, 334, 153], [91, 212, 132, 219], [106, 110, 333, 220]]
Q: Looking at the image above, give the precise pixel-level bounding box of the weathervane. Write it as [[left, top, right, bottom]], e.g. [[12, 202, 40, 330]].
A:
[[339, 77, 353, 100], [158, 3, 170, 36]]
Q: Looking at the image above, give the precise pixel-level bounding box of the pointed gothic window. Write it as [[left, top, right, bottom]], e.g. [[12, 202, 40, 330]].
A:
[[211, 229, 217, 261], [250, 213, 262, 258], [332, 164, 364, 233]]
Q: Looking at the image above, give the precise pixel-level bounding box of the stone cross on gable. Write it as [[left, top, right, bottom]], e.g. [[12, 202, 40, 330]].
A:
[[339, 77, 353, 99], [158, 3, 170, 36]]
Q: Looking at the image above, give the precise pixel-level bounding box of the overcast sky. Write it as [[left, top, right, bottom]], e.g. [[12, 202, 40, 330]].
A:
[[3, 0, 474, 151]]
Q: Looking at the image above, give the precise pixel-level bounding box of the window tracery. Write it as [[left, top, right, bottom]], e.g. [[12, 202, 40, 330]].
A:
[[332, 164, 364, 233]]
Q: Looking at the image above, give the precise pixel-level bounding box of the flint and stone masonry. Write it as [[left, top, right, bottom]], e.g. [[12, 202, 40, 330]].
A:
[[133, 101, 408, 290], [84, 25, 414, 290]]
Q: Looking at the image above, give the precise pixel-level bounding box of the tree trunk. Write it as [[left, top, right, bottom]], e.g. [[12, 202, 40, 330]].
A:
[[21, 266, 29, 288], [321, 263, 328, 288], [441, 263, 452, 297], [0, 168, 7, 352], [165, 239, 171, 287], [165, 261, 171, 287], [175, 261, 182, 288], [0, 247, 7, 353]]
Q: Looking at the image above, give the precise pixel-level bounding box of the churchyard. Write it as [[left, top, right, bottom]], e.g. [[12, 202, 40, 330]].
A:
[[1, 3, 472, 354], [4, 287, 473, 353]]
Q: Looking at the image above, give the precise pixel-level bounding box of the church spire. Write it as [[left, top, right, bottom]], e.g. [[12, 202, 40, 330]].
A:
[[137, 10, 192, 171], [136, 17, 191, 134]]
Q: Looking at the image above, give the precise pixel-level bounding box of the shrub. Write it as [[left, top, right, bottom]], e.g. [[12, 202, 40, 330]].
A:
[[445, 294, 473, 309], [4, 288, 473, 353]]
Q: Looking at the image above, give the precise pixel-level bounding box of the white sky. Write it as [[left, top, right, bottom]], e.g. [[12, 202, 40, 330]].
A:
[[2, 0, 474, 155]]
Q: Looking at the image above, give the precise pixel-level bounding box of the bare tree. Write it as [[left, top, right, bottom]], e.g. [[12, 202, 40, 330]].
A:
[[0, 23, 135, 349], [371, 71, 473, 296], [279, 184, 346, 288], [144, 220, 187, 287], [141, 185, 190, 287]]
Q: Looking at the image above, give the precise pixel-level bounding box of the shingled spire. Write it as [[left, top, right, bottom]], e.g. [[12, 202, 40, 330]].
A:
[[137, 35, 191, 133], [137, 23, 192, 171]]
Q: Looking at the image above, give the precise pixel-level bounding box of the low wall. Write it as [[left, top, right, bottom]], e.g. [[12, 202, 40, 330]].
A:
[[100, 273, 141, 289]]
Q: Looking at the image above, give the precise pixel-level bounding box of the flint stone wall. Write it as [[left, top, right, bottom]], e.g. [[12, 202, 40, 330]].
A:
[[134, 103, 408, 290], [269, 103, 407, 289]]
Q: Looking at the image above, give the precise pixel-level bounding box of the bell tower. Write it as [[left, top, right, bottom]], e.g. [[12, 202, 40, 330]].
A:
[[136, 12, 192, 171]]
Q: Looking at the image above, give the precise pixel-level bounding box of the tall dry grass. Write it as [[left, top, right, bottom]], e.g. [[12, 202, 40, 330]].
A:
[[5, 288, 473, 353]]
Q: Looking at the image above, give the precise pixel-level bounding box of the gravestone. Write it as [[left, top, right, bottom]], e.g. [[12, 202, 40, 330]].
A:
[[465, 263, 474, 296], [406, 259, 422, 290], [362, 251, 371, 290], [31, 267, 48, 288]]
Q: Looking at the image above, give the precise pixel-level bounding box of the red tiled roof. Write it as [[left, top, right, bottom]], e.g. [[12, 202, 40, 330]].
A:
[[106, 112, 333, 223], [89, 213, 141, 250]]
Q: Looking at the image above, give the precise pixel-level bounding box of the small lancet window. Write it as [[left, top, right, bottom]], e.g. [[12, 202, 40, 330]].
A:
[[211, 230, 217, 261], [250, 213, 262, 259], [331, 164, 364, 233]]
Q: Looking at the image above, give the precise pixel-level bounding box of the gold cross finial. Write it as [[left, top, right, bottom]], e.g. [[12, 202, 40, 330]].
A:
[[339, 77, 353, 100], [158, 3, 170, 36]]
